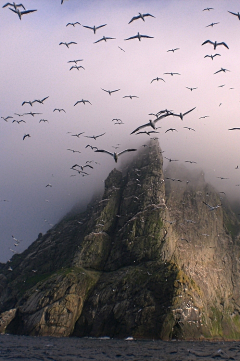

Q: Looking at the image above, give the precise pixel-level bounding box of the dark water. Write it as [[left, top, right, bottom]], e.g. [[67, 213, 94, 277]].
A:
[[0, 334, 240, 361]]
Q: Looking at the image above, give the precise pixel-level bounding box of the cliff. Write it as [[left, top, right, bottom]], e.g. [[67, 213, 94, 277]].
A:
[[1, 139, 240, 340]]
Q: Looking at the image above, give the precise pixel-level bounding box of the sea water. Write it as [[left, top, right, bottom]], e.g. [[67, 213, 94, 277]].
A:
[[0, 334, 239, 360]]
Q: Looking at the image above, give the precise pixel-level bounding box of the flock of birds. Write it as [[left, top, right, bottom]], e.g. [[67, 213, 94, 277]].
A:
[[2, 1, 240, 262]]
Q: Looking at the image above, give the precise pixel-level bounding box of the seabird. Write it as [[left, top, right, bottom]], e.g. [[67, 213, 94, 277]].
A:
[[66, 22, 81, 27], [214, 68, 230, 74], [123, 95, 139, 99], [74, 99, 92, 105], [228, 11, 240, 20], [101, 88, 120, 95], [85, 145, 98, 150], [69, 65, 85, 71], [95, 148, 137, 162], [84, 133, 106, 140], [201, 40, 229, 49], [204, 54, 221, 60], [94, 36, 115, 44], [203, 7, 214, 11], [183, 127, 195, 131], [165, 128, 177, 133], [22, 100, 37, 106], [68, 59, 83, 64], [23, 133, 30, 140], [39, 119, 48, 123], [8, 7, 36, 19], [167, 48, 179, 52], [2, 2, 25, 10], [82, 24, 107, 33], [124, 32, 154, 41], [164, 157, 179, 162], [199, 115, 209, 119], [67, 149, 81, 153], [34, 96, 49, 104], [217, 176, 229, 180], [46, 183, 52, 187], [136, 130, 159, 136], [128, 12, 155, 24], [228, 127, 240, 130], [71, 132, 84, 137], [53, 108, 66, 112], [118, 46, 125, 52], [130, 112, 171, 134], [203, 201, 221, 211], [185, 160, 197, 164], [164, 72, 180, 76], [206, 22, 219, 27], [24, 112, 42, 116], [186, 87, 197, 91], [170, 107, 196, 120], [150, 77, 165, 83], [59, 42, 77, 48], [1, 116, 13, 121]]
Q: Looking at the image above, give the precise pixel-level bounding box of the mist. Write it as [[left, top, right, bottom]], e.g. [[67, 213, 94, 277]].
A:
[[1, 0, 240, 262]]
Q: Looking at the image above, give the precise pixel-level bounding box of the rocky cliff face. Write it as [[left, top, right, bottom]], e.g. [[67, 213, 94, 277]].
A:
[[1, 139, 240, 340]]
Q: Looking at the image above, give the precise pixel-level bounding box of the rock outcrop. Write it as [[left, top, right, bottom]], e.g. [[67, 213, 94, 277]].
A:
[[1, 139, 240, 340]]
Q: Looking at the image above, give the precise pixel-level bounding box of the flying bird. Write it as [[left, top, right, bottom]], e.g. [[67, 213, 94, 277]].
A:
[[22, 100, 36, 106], [206, 22, 219, 27], [228, 127, 240, 130], [228, 11, 240, 20], [53, 108, 66, 112], [2, 2, 25, 10], [68, 59, 83, 64], [201, 40, 229, 49], [123, 95, 139, 99], [82, 24, 107, 33], [95, 148, 137, 162], [118, 46, 125, 52], [8, 7, 37, 19], [136, 130, 159, 136], [94, 36, 115, 44], [217, 176, 229, 180], [24, 112, 42, 117], [204, 54, 221, 60], [74, 99, 92, 106], [203, 7, 214, 11], [59, 42, 77, 48], [164, 72, 181, 76], [85, 145, 98, 150], [69, 65, 85, 71], [128, 12, 155, 24], [84, 133, 106, 140], [151, 77, 165, 83], [203, 201, 221, 211], [170, 107, 196, 120], [34, 96, 49, 104], [165, 128, 177, 133], [130, 112, 171, 134], [184, 127, 195, 131], [185, 160, 197, 164], [164, 157, 179, 162], [67, 149, 81, 153], [167, 48, 179, 52], [71, 132, 84, 137], [39, 119, 48, 123], [23, 134, 30, 140], [1, 116, 13, 121], [214, 68, 230, 74], [101, 88, 120, 95], [66, 22, 81, 27], [186, 87, 198, 91], [125, 32, 154, 41]]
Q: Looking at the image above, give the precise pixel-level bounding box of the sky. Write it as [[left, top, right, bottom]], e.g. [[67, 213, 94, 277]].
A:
[[1, 0, 240, 263]]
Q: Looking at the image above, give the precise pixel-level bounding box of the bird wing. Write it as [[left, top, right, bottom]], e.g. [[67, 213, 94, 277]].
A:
[[96, 24, 107, 30], [101, 88, 108, 92], [201, 40, 214, 46], [95, 149, 114, 157], [68, 42, 77, 45], [96, 132, 106, 138], [82, 25, 93, 30], [140, 35, 154, 39], [228, 11, 237, 16], [183, 107, 196, 116], [111, 89, 120, 93], [218, 42, 229, 49], [214, 69, 221, 74], [124, 35, 138, 41], [118, 149, 137, 156], [94, 37, 104, 43], [22, 10, 37, 15], [143, 13, 155, 18], [131, 123, 151, 134], [128, 15, 140, 24]]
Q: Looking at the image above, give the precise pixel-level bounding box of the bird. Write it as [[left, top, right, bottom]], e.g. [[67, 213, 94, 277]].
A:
[[82, 24, 107, 33], [68, 60, 83, 65], [165, 128, 177, 133], [39, 119, 48, 123], [1, 116, 13, 121], [94, 36, 115, 44], [164, 72, 180, 76], [203, 7, 214, 11], [199, 115, 209, 119], [101, 88, 120, 95], [164, 157, 179, 162], [128, 12, 155, 24], [214, 68, 230, 74], [34, 96, 49, 104], [69, 65, 85, 71], [67, 149, 81, 153], [84, 133, 106, 140], [217, 176, 229, 180], [123, 95, 139, 99], [185, 160, 197, 164], [186, 87, 197, 91], [24, 112, 42, 116], [74, 99, 92, 106], [12, 119, 26, 124], [203, 201, 221, 211], [71, 132, 84, 138], [85, 145, 98, 150], [53, 108, 66, 112], [130, 112, 171, 134], [125, 32, 154, 41], [136, 130, 159, 136], [46, 183, 52, 187], [170, 107, 196, 120], [23, 134, 30, 140], [22, 100, 37, 106], [118, 46, 125, 52], [95, 148, 137, 162], [8, 7, 37, 19], [228, 11, 240, 20], [59, 42, 77, 48], [2, 2, 25, 10], [66, 22, 81, 27], [150, 77, 165, 83], [201, 40, 229, 49], [228, 127, 240, 130], [167, 48, 179, 52], [14, 113, 25, 117], [206, 22, 219, 27], [183, 127, 195, 131], [204, 54, 221, 60]]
